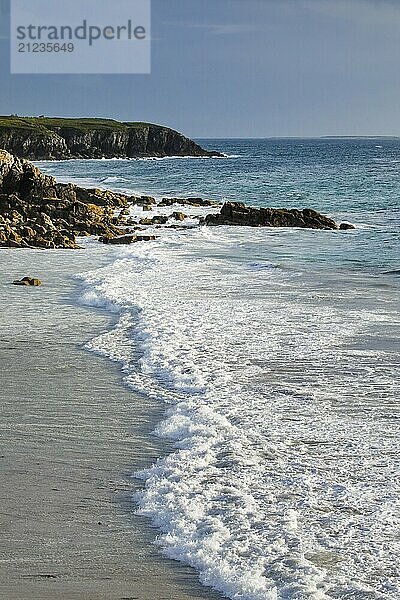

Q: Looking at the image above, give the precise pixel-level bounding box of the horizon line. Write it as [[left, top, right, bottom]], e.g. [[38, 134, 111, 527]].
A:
[[195, 135, 400, 140]]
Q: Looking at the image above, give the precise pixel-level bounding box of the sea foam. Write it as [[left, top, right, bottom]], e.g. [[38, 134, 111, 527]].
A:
[[78, 226, 399, 600]]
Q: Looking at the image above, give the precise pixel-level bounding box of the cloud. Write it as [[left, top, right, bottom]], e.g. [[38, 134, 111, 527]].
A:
[[204, 23, 261, 36], [165, 21, 261, 37], [169, 0, 400, 37], [302, 0, 400, 28]]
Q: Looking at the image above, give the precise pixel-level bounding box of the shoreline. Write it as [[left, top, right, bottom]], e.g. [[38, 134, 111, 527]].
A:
[[0, 148, 347, 253], [0, 245, 223, 600], [0, 140, 398, 599]]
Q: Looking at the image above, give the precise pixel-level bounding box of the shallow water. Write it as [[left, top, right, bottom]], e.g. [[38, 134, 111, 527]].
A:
[[38, 139, 400, 599], [0, 245, 225, 600]]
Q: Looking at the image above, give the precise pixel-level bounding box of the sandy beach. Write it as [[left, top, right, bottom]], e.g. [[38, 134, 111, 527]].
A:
[[0, 245, 222, 600]]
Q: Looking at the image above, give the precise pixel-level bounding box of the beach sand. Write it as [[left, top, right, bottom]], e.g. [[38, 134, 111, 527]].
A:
[[0, 246, 222, 600]]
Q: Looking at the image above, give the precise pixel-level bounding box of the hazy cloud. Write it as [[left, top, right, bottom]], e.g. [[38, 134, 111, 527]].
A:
[[302, 0, 400, 28], [164, 21, 262, 36], [202, 23, 261, 36]]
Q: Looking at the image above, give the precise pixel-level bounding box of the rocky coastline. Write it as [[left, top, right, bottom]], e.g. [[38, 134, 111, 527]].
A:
[[0, 116, 223, 160], [0, 149, 353, 250]]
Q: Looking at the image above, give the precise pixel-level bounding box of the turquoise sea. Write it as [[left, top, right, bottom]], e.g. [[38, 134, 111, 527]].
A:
[[38, 138, 400, 600]]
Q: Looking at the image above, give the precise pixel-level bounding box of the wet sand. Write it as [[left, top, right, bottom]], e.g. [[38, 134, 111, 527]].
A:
[[0, 247, 223, 600]]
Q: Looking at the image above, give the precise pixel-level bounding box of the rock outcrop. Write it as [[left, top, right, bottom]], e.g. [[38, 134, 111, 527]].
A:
[[201, 202, 342, 230], [12, 276, 42, 286], [0, 150, 142, 248], [0, 117, 223, 160], [0, 150, 353, 250]]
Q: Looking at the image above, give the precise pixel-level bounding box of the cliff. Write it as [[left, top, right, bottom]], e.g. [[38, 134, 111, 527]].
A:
[[0, 116, 223, 160]]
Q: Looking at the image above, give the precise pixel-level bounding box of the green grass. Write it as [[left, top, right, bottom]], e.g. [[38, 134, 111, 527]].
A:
[[123, 121, 172, 131], [0, 117, 42, 130], [0, 116, 159, 133]]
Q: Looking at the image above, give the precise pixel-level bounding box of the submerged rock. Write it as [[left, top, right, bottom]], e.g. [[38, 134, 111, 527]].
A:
[[100, 234, 137, 245], [12, 276, 42, 286], [136, 234, 157, 241], [137, 195, 156, 206], [172, 211, 187, 221], [201, 202, 340, 230], [158, 197, 219, 208], [139, 215, 169, 226], [100, 233, 157, 244], [167, 224, 197, 230]]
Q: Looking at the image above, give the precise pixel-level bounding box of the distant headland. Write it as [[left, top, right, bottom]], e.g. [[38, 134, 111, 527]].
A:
[[0, 116, 223, 160]]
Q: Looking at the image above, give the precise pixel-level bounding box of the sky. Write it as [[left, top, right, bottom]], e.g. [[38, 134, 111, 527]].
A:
[[1, 0, 400, 137]]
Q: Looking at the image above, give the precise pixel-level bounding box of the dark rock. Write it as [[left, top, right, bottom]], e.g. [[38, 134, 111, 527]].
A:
[[158, 197, 218, 208], [136, 234, 157, 241], [339, 222, 355, 230], [172, 211, 187, 221], [100, 233, 157, 244], [139, 215, 169, 226], [136, 195, 156, 206], [157, 198, 174, 207], [74, 187, 128, 207], [201, 202, 338, 230], [13, 276, 42, 286], [100, 234, 137, 245], [167, 224, 196, 230]]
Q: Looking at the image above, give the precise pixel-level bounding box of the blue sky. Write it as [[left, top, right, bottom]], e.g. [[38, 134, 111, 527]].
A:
[[1, 0, 400, 137]]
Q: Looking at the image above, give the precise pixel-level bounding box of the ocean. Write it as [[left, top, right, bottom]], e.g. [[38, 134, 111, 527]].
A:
[[37, 138, 400, 600]]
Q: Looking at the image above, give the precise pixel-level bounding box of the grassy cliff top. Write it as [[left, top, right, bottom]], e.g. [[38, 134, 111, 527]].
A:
[[0, 116, 173, 133]]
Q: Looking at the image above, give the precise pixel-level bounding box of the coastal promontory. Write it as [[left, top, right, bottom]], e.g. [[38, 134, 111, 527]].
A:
[[0, 116, 223, 160]]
